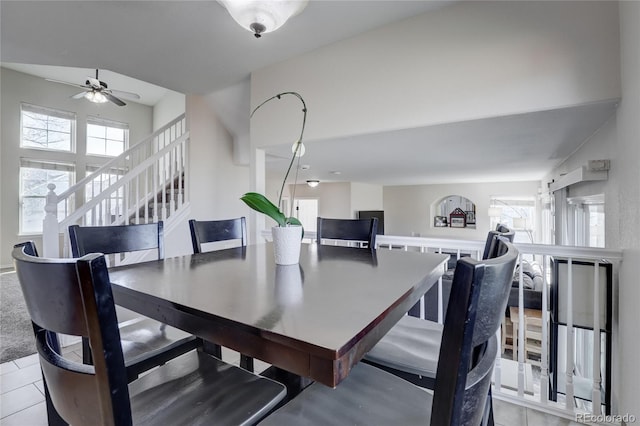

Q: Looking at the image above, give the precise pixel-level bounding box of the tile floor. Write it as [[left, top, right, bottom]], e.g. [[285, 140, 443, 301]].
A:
[[1, 344, 584, 426]]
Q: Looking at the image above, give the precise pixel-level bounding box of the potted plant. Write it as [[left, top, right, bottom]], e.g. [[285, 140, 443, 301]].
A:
[[241, 92, 307, 265]]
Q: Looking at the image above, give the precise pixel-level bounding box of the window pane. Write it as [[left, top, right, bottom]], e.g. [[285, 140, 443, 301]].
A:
[[47, 131, 72, 150], [48, 116, 71, 133], [87, 123, 105, 138], [22, 128, 49, 148], [106, 140, 124, 156], [106, 127, 124, 140], [20, 165, 74, 233], [87, 137, 105, 155], [86, 121, 127, 156], [21, 106, 73, 152]]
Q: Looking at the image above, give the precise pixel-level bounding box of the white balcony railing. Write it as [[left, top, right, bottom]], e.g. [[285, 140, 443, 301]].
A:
[[263, 230, 623, 420]]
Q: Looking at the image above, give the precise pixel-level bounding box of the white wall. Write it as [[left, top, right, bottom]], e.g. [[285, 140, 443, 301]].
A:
[[288, 182, 352, 219], [544, 1, 640, 415], [615, 0, 640, 417], [174, 95, 250, 256], [251, 1, 620, 149], [383, 181, 540, 239], [0, 67, 153, 267], [152, 90, 185, 131], [350, 183, 383, 218]]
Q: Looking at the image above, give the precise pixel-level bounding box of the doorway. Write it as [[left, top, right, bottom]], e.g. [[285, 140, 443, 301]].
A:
[[294, 198, 318, 232]]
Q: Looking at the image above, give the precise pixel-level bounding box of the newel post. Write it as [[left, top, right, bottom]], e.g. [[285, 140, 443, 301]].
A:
[[42, 184, 60, 257]]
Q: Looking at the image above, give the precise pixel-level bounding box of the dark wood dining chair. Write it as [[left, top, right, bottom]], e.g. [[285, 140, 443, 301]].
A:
[[68, 222, 200, 379], [188, 216, 254, 372], [12, 242, 286, 426], [363, 235, 517, 425], [189, 217, 247, 253], [483, 223, 516, 260], [260, 253, 501, 426], [316, 217, 378, 249]]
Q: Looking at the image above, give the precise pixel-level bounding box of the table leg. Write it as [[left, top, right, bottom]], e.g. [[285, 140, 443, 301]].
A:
[[260, 366, 313, 401]]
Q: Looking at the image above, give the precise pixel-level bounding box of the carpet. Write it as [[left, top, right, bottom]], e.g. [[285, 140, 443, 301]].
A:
[[0, 271, 36, 363]]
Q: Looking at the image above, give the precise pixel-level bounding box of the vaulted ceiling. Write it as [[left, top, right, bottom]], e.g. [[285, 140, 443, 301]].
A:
[[1, 1, 618, 186]]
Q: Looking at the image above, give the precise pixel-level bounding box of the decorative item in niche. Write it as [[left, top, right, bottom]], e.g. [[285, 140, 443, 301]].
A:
[[449, 208, 467, 228], [465, 211, 476, 225], [434, 216, 448, 227], [434, 195, 476, 229]]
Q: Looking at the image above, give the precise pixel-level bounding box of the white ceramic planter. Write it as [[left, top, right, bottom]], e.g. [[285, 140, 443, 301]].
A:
[[272, 225, 302, 265]]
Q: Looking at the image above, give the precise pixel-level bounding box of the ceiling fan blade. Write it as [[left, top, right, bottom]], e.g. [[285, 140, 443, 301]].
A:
[[103, 92, 126, 106], [45, 78, 90, 89], [71, 91, 88, 99], [110, 89, 141, 100]]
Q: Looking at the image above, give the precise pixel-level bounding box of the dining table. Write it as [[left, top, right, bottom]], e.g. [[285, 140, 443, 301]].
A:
[[109, 243, 448, 392]]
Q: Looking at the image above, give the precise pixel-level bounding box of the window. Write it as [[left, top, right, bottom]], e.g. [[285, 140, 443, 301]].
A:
[[86, 117, 129, 156], [21, 104, 75, 152], [567, 194, 605, 248], [489, 196, 536, 243], [20, 160, 75, 234]]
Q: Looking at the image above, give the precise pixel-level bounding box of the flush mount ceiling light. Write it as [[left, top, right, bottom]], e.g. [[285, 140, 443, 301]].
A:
[[306, 180, 319, 188], [218, 0, 309, 38]]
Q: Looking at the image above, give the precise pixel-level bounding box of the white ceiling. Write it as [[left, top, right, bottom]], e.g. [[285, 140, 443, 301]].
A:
[[0, 1, 618, 186]]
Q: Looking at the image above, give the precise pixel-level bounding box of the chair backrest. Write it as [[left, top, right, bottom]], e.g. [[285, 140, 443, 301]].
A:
[[69, 222, 164, 260], [189, 217, 246, 254], [472, 237, 518, 346], [430, 257, 490, 426], [431, 239, 517, 426], [482, 223, 515, 260], [12, 243, 131, 425], [316, 217, 378, 248]]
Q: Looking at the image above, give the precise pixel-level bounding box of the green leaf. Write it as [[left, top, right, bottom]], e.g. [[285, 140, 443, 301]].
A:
[[240, 192, 286, 226]]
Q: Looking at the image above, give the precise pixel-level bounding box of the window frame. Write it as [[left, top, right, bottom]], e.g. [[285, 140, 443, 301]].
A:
[[20, 103, 76, 153], [19, 159, 75, 235], [86, 116, 129, 157]]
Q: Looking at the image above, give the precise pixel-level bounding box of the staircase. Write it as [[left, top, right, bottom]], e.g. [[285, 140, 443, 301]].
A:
[[42, 114, 190, 259]]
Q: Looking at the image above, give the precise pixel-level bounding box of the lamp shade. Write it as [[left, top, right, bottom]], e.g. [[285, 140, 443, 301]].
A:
[[218, 0, 309, 38], [487, 207, 502, 218]]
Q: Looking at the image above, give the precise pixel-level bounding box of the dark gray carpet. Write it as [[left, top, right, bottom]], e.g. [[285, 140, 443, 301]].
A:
[[1, 271, 36, 363]]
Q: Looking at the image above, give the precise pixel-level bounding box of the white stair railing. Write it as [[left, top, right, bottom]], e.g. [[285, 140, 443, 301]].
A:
[[42, 115, 189, 257]]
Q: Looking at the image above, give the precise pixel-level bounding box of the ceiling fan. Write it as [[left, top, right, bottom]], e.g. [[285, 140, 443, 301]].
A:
[[46, 69, 141, 106]]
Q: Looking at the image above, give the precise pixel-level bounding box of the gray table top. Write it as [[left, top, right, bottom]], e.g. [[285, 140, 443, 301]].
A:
[[110, 243, 448, 386]]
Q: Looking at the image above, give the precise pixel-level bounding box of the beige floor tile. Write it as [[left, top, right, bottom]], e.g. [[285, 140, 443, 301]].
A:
[[0, 384, 44, 419], [13, 354, 38, 369], [0, 401, 47, 426], [0, 365, 42, 395], [0, 363, 18, 376]]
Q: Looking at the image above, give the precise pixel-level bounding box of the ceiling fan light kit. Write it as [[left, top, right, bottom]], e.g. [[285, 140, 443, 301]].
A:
[[218, 0, 309, 38], [84, 91, 108, 104]]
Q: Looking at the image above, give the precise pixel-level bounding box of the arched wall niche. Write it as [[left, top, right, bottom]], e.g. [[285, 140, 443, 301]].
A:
[[433, 195, 476, 229]]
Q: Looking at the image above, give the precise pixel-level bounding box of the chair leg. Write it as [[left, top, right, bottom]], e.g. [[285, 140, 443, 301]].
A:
[[202, 341, 222, 358], [240, 354, 255, 372], [82, 337, 93, 365]]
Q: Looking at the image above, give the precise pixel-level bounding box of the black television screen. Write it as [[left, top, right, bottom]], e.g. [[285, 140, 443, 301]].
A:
[[358, 210, 384, 235]]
